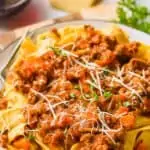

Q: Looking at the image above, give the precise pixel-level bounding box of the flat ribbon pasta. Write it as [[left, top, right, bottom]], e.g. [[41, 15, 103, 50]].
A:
[[124, 125, 150, 150]]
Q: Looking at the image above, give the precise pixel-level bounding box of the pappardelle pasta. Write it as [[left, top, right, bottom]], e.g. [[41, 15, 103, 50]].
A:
[[0, 25, 150, 150]]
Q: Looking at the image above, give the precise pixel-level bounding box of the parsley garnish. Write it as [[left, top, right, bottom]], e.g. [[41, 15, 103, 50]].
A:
[[103, 70, 109, 76], [123, 101, 131, 107], [90, 84, 94, 90], [103, 67, 109, 76], [74, 84, 80, 90], [103, 91, 112, 100], [117, 0, 150, 34], [70, 93, 76, 98], [93, 92, 99, 101], [27, 134, 35, 141], [50, 46, 67, 56]]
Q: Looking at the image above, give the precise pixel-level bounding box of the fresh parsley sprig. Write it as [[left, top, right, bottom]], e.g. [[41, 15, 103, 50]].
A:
[[117, 0, 150, 34], [50, 46, 67, 56]]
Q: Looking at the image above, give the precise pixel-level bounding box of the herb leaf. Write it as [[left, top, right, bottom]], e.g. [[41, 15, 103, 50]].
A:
[[117, 0, 150, 34], [103, 91, 112, 100], [70, 93, 76, 98], [123, 101, 131, 107], [27, 134, 35, 141], [103, 70, 109, 76], [93, 92, 99, 101], [50, 46, 67, 56]]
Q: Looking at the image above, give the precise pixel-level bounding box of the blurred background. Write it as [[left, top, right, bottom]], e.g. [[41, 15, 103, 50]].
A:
[[0, 0, 67, 30], [0, 0, 118, 31], [0, 0, 150, 34]]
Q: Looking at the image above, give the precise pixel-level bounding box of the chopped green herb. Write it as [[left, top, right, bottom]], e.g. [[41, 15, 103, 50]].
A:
[[50, 46, 66, 56], [93, 92, 99, 101], [123, 101, 131, 107], [61, 51, 67, 57], [70, 93, 76, 98], [103, 91, 112, 100], [85, 93, 91, 98], [27, 134, 35, 141], [90, 84, 94, 90], [103, 69, 109, 76], [74, 84, 80, 90], [50, 46, 61, 55], [117, 0, 150, 34]]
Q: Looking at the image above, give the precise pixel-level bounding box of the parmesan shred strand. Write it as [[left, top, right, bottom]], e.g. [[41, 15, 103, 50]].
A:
[[62, 49, 78, 57], [30, 88, 56, 119], [97, 108, 123, 144], [116, 65, 124, 80], [61, 42, 74, 49], [46, 94, 64, 101], [112, 77, 143, 102], [89, 71, 98, 84], [53, 101, 69, 108], [86, 80, 99, 90], [79, 81, 91, 101], [73, 58, 115, 75], [73, 59, 92, 70], [128, 71, 149, 84], [60, 47, 78, 57], [96, 71, 103, 96]]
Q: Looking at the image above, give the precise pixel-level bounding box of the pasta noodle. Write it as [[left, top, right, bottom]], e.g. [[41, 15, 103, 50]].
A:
[[0, 25, 150, 150]]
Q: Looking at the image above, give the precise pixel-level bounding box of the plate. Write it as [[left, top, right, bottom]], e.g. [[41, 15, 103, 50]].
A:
[[0, 19, 150, 147], [0, 19, 150, 73]]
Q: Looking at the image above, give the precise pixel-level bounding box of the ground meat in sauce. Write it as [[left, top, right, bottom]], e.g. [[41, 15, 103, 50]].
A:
[[4, 25, 150, 150], [0, 134, 8, 148], [0, 98, 7, 110]]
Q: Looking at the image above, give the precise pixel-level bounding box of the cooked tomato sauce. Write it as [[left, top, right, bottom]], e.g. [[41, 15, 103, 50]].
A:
[[1, 25, 150, 150]]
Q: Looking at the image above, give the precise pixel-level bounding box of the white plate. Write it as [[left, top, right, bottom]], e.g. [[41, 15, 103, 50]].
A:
[[0, 20, 150, 76]]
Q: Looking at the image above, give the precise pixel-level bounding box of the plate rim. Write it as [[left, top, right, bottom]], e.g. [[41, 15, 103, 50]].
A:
[[2, 19, 150, 53]]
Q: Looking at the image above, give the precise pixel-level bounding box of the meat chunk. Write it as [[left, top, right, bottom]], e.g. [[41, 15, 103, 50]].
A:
[[0, 98, 7, 110], [115, 42, 140, 64], [0, 134, 8, 148], [51, 130, 65, 145]]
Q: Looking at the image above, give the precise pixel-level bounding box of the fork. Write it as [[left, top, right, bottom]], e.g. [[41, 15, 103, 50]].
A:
[[0, 29, 29, 89], [0, 20, 57, 89]]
